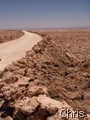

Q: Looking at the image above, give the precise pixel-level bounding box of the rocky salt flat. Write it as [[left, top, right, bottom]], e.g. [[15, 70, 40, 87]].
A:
[[0, 30, 24, 44], [0, 30, 90, 120]]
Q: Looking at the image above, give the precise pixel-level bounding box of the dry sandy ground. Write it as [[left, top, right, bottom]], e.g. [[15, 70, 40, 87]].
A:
[[0, 31, 42, 71]]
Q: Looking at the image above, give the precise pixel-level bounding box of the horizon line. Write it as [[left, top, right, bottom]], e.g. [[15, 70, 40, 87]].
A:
[[0, 26, 90, 30]]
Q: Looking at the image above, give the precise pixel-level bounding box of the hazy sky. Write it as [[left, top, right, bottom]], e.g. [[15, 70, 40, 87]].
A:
[[0, 0, 90, 29]]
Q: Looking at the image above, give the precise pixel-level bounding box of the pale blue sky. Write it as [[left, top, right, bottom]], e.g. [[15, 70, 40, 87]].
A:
[[0, 0, 90, 29]]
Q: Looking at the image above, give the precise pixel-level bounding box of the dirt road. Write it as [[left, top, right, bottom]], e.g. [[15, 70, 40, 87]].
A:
[[0, 31, 42, 71]]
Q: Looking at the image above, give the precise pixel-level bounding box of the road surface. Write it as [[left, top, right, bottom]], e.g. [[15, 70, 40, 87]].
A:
[[0, 31, 42, 71]]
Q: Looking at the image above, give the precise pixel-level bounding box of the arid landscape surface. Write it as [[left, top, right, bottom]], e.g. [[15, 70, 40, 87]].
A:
[[0, 31, 24, 44], [33, 30, 90, 108], [0, 30, 90, 120]]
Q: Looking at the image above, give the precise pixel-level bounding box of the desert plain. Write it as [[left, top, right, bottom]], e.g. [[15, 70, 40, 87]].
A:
[[0, 30, 90, 120]]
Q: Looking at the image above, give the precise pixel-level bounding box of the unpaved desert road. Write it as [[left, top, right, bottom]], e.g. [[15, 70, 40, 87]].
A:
[[0, 31, 42, 71]]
